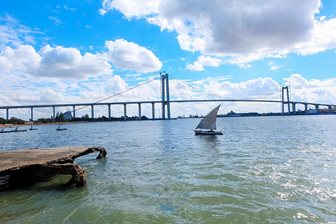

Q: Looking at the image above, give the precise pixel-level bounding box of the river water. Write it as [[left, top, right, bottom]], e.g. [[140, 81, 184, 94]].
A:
[[0, 116, 335, 223]]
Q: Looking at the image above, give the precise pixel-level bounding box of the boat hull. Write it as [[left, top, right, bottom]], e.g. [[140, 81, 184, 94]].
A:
[[0, 130, 13, 133], [0, 129, 27, 133], [194, 129, 223, 135], [12, 130, 27, 132]]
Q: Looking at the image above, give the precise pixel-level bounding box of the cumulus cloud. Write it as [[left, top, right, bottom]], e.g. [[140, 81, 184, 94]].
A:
[[187, 76, 280, 100], [186, 55, 221, 71], [293, 17, 336, 55], [100, 0, 336, 65], [34, 45, 112, 78], [0, 45, 40, 73], [0, 40, 163, 115], [284, 74, 336, 104], [104, 39, 162, 73], [1, 69, 335, 119], [0, 41, 161, 118], [99, 0, 159, 17], [0, 45, 112, 79], [1, 17, 163, 77]]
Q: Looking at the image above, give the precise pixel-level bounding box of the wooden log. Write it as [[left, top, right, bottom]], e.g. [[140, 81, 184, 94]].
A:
[[0, 146, 106, 190]]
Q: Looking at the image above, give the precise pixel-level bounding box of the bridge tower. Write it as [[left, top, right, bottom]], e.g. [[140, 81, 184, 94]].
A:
[[281, 86, 290, 114], [160, 72, 171, 119]]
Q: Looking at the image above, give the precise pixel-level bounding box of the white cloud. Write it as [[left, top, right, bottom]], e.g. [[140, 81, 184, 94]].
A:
[[186, 55, 221, 71], [48, 16, 62, 26], [0, 45, 40, 73], [1, 70, 335, 119], [284, 74, 336, 104], [187, 76, 280, 100], [268, 61, 281, 71], [0, 45, 112, 79], [34, 45, 112, 78], [0, 17, 162, 76], [100, 0, 336, 65], [104, 39, 162, 73], [0, 15, 42, 49], [293, 17, 336, 55], [99, 0, 159, 17], [0, 40, 163, 113]]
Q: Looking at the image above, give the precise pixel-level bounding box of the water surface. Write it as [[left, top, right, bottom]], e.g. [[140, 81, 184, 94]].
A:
[[0, 116, 335, 223]]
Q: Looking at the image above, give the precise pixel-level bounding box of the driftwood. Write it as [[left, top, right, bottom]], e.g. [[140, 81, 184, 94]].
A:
[[0, 146, 107, 190]]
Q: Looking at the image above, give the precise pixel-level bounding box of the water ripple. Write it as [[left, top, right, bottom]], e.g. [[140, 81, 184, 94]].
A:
[[0, 116, 336, 223]]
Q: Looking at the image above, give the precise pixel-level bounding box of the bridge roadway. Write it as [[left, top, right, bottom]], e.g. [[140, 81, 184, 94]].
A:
[[0, 99, 335, 121]]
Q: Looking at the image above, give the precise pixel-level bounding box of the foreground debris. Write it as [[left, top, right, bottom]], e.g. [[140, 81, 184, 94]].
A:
[[0, 146, 107, 190]]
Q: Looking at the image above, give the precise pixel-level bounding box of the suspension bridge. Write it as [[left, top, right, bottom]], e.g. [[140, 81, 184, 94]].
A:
[[0, 72, 335, 121]]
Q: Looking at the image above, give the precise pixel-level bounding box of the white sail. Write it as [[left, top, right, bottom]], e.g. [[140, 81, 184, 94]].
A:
[[196, 104, 221, 130]]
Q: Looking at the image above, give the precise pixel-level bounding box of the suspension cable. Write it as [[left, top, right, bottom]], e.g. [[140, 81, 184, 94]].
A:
[[75, 76, 158, 112]]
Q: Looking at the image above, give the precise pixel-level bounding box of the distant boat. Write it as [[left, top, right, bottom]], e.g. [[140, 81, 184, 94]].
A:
[[0, 127, 27, 133], [0, 127, 12, 133], [29, 125, 38, 131], [194, 104, 223, 135], [56, 124, 67, 131]]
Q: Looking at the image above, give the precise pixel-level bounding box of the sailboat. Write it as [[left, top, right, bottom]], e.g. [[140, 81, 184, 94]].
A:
[[56, 124, 67, 131], [194, 104, 223, 135], [0, 127, 12, 133]]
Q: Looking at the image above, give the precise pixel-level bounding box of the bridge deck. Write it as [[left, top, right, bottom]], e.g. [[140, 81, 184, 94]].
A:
[[0, 99, 334, 109]]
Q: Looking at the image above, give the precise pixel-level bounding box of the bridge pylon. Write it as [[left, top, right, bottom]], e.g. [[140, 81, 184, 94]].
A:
[[160, 72, 171, 119], [281, 86, 290, 114]]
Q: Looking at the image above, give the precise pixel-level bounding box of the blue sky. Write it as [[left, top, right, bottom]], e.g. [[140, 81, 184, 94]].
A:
[[0, 0, 336, 118]]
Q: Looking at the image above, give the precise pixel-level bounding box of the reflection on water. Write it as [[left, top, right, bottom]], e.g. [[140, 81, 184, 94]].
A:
[[0, 116, 336, 223]]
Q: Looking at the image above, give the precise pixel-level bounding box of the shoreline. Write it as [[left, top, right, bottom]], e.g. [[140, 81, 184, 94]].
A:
[[1, 112, 335, 128]]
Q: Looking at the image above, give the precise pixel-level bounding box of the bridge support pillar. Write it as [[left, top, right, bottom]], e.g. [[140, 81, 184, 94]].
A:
[[281, 86, 290, 114], [30, 107, 34, 122], [304, 103, 308, 112], [108, 104, 111, 120], [138, 103, 141, 119], [161, 74, 166, 119], [123, 104, 127, 120], [315, 104, 319, 110], [291, 103, 296, 114], [6, 108, 9, 121], [52, 106, 56, 121], [166, 74, 171, 119], [160, 72, 171, 119], [328, 105, 332, 112], [91, 105, 94, 119], [152, 103, 155, 119], [73, 106, 76, 119]]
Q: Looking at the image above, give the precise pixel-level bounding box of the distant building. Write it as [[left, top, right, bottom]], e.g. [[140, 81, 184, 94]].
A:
[[63, 111, 73, 121], [226, 111, 240, 117]]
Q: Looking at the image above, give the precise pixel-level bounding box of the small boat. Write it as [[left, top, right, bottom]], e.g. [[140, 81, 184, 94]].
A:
[[29, 125, 38, 131], [0, 127, 12, 133], [1, 127, 27, 133], [56, 124, 67, 131], [194, 104, 223, 135]]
